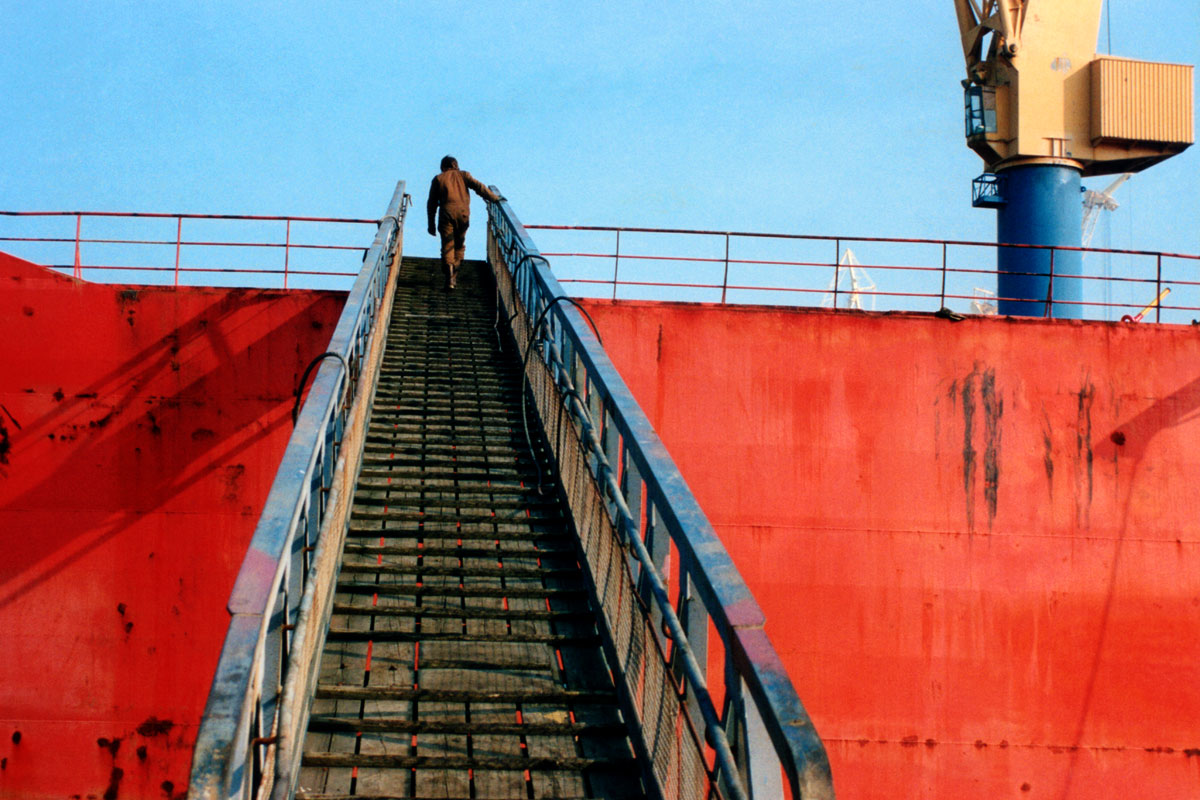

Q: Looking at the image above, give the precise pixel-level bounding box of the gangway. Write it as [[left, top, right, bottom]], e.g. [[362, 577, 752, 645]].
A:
[[189, 181, 832, 800]]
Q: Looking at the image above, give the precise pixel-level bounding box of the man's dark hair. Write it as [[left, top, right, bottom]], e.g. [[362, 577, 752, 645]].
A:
[[440, 155, 458, 171]]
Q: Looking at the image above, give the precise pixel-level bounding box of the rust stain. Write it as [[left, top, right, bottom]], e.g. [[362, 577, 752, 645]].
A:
[[53, 387, 64, 401], [118, 289, 139, 329], [1041, 409, 1055, 498], [223, 464, 246, 502], [96, 737, 121, 757], [1075, 377, 1096, 529], [1078, 379, 1095, 499], [89, 410, 116, 429], [0, 420, 10, 466], [191, 427, 216, 441], [981, 368, 1002, 525], [135, 717, 174, 737], [962, 371, 977, 532], [103, 766, 123, 800], [932, 393, 941, 463]]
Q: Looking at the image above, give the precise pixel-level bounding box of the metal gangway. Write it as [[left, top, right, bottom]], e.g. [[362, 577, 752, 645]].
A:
[[189, 181, 833, 800]]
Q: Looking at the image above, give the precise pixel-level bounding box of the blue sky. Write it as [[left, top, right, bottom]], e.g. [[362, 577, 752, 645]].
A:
[[1, 1, 1196, 306]]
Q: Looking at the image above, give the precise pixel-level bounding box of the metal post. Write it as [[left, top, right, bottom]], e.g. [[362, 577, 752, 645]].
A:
[[940, 242, 948, 308], [720, 234, 730, 304], [832, 239, 841, 308], [73, 214, 82, 280], [284, 218, 292, 290], [721, 662, 750, 799], [1044, 248, 1056, 318], [612, 229, 620, 300], [1156, 254, 1163, 323], [174, 217, 183, 287]]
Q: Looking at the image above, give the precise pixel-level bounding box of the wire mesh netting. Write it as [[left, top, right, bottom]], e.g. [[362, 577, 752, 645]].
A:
[[493, 244, 718, 800]]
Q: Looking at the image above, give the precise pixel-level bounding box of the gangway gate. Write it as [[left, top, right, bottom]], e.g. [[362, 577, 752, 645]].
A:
[[189, 181, 833, 800]]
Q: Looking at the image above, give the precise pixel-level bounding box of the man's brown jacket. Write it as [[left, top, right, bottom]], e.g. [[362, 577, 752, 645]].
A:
[[427, 169, 499, 228]]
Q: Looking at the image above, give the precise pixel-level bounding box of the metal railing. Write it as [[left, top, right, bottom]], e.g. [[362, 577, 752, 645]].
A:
[[489, 196, 834, 799], [525, 224, 1200, 323], [0, 210, 377, 288], [189, 181, 409, 799]]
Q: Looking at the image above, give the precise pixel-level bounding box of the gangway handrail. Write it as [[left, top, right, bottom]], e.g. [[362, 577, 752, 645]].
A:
[[488, 195, 835, 799], [189, 181, 409, 799]]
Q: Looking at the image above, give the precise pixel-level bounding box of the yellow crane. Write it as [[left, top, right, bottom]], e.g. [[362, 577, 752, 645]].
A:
[[952, 0, 1193, 317]]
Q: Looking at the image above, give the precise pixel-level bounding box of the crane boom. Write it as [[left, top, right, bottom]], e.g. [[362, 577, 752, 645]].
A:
[[954, 0, 1023, 78]]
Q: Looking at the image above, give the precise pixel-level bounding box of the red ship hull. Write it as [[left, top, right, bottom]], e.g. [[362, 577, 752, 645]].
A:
[[0, 253, 344, 798], [580, 298, 1200, 799]]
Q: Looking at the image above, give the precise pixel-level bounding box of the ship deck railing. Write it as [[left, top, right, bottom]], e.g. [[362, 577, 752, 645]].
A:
[[3, 210, 1198, 322], [523, 224, 1200, 323], [0, 209, 377, 288]]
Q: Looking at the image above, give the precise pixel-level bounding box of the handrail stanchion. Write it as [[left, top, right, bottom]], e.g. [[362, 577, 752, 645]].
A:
[[1156, 254, 1163, 323], [174, 217, 183, 286], [73, 213, 82, 280], [613, 228, 621, 300], [1045, 247, 1056, 318], [283, 218, 291, 290], [832, 238, 841, 309], [721, 233, 730, 304], [940, 242, 948, 308]]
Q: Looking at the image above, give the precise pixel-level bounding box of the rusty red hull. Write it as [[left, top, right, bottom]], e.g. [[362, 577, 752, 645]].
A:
[[579, 298, 1200, 799], [0, 253, 344, 798]]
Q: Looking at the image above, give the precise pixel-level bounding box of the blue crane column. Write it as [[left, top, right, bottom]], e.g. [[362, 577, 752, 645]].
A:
[[995, 163, 1083, 318]]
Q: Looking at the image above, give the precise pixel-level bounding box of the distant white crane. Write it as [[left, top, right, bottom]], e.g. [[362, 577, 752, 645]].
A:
[[1082, 173, 1131, 247], [1082, 172, 1132, 320], [971, 287, 998, 315], [822, 249, 876, 310]]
